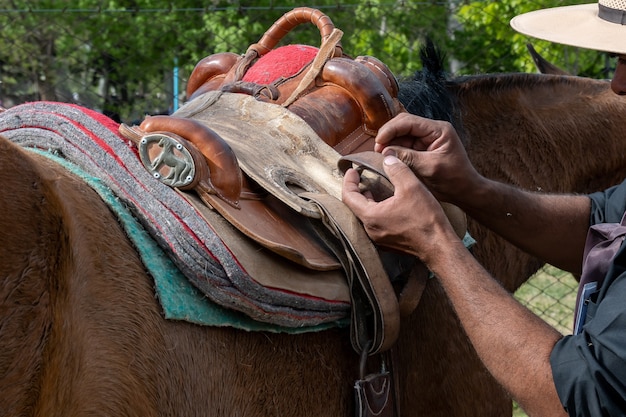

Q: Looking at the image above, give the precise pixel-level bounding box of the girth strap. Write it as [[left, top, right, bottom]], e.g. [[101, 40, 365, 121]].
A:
[[300, 192, 400, 355]]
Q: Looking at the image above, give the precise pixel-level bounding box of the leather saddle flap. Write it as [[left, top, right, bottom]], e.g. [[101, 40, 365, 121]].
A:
[[174, 91, 344, 207], [171, 91, 347, 270], [179, 189, 351, 303]]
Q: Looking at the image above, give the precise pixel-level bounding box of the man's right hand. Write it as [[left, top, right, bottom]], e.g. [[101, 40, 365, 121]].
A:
[[373, 112, 482, 205], [342, 153, 460, 263]]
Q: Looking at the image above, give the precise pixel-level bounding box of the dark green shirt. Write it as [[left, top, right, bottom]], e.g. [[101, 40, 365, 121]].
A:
[[551, 181, 626, 416]]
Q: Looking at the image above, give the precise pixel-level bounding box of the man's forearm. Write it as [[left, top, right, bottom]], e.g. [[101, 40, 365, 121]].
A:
[[423, 237, 567, 417], [452, 177, 590, 274]]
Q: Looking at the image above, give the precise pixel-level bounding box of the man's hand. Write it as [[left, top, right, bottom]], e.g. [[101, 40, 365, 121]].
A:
[[342, 154, 458, 262], [373, 112, 480, 204]]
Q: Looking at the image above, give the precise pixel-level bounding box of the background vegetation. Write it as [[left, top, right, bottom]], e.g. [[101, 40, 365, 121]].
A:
[[0, 0, 612, 121], [1, 2, 596, 415]]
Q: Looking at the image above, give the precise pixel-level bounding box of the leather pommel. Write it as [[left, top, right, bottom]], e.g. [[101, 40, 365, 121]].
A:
[[321, 58, 396, 133], [355, 55, 399, 98], [270, 57, 399, 149]]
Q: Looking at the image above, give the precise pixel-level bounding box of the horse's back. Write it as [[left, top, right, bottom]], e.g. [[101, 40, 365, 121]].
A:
[[0, 136, 160, 414], [0, 137, 65, 415], [0, 135, 359, 416], [447, 73, 626, 290]]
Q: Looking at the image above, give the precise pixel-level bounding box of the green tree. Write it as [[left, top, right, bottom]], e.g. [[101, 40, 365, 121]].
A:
[[0, 0, 263, 119], [0, 0, 616, 120], [0, 0, 67, 102], [450, 0, 611, 77]]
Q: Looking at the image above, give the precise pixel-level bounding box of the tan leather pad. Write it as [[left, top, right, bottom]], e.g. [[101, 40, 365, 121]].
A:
[[179, 190, 351, 303]]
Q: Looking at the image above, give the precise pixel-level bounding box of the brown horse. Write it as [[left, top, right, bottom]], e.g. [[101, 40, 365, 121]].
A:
[[451, 72, 626, 292], [2, 70, 626, 417]]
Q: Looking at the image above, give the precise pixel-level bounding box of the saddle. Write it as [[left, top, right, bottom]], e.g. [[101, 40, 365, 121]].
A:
[[120, 7, 467, 357]]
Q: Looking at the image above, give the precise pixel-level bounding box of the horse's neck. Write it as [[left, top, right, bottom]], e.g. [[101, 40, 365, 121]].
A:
[[449, 74, 626, 290], [454, 74, 626, 195]]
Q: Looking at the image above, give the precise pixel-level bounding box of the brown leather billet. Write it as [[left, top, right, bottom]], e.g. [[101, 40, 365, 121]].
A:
[[354, 372, 396, 417], [300, 192, 399, 355]]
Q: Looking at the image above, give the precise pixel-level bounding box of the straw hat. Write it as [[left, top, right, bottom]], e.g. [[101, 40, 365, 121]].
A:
[[510, 0, 626, 55]]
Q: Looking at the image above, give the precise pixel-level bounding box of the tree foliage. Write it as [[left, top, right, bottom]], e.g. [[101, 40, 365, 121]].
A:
[[450, 0, 612, 77], [0, 0, 616, 121]]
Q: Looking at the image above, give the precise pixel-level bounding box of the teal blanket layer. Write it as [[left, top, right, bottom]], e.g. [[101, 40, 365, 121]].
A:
[[29, 148, 347, 334]]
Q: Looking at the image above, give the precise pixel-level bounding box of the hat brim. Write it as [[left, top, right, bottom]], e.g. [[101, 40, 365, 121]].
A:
[[511, 3, 626, 55]]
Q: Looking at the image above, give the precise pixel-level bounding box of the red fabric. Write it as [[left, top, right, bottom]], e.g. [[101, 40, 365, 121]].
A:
[[242, 44, 318, 84]]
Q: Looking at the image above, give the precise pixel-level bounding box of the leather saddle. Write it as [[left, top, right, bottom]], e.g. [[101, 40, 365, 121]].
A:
[[120, 7, 467, 355]]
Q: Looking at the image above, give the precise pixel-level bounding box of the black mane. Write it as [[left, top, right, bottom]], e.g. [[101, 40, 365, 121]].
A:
[[397, 39, 459, 130]]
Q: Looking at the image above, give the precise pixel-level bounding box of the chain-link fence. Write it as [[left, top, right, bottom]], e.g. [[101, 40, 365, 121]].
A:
[[516, 265, 577, 334], [1, 1, 582, 333]]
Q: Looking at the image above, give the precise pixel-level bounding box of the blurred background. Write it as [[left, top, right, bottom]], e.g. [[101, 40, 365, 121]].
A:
[[0, 0, 612, 123], [2, 2, 593, 414]]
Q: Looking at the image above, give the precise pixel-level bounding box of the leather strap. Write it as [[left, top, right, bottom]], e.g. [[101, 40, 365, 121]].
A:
[[248, 7, 343, 59], [354, 372, 396, 417], [573, 212, 626, 334], [398, 265, 428, 318], [354, 342, 399, 417], [282, 28, 343, 107], [223, 7, 344, 86], [300, 192, 400, 355]]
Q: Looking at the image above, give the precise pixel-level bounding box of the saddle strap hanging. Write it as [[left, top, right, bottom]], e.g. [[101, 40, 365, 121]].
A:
[[354, 372, 396, 417], [354, 342, 399, 417], [300, 192, 400, 355]]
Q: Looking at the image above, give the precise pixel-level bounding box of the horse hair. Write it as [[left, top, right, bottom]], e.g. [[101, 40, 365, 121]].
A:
[[398, 39, 465, 141], [398, 40, 450, 120]]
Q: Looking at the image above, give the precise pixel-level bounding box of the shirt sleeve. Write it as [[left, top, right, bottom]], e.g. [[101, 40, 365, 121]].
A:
[[588, 179, 626, 225]]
